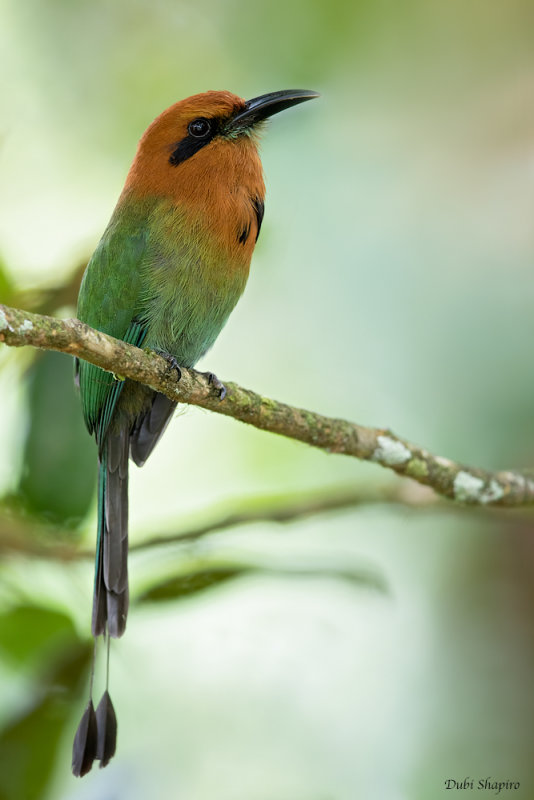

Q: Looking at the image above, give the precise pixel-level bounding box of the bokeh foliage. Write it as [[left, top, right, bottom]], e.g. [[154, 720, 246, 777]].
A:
[[1, 0, 534, 798]]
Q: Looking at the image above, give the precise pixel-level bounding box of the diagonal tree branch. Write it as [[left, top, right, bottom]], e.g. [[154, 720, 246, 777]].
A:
[[2, 302, 534, 507]]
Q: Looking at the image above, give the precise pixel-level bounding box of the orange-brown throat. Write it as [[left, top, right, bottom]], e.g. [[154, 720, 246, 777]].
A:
[[120, 90, 265, 258]]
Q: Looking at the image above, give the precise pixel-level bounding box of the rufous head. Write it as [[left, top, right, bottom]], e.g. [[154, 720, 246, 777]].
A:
[[122, 89, 319, 200]]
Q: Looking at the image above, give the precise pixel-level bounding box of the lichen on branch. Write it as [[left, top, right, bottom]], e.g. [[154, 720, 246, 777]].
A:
[[2, 302, 534, 507]]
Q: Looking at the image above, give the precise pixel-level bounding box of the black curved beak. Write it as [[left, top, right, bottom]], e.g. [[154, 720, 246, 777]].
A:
[[229, 89, 320, 131]]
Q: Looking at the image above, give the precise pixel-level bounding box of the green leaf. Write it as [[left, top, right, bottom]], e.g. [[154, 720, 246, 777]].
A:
[[138, 565, 256, 603], [137, 560, 387, 604], [17, 351, 96, 527], [0, 605, 77, 669], [0, 639, 92, 800]]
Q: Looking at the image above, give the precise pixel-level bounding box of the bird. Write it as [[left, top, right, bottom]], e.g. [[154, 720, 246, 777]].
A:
[[71, 88, 318, 776]]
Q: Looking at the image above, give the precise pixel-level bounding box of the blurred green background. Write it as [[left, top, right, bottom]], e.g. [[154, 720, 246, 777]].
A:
[[1, 0, 534, 798]]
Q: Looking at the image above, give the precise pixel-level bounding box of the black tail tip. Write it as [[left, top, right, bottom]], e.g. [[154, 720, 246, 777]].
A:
[[72, 691, 118, 776]]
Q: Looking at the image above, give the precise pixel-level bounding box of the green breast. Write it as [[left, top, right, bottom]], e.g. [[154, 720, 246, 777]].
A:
[[77, 195, 250, 436], [139, 198, 249, 366]]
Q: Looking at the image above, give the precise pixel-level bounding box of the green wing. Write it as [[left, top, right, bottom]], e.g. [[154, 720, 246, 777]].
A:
[[77, 218, 147, 447]]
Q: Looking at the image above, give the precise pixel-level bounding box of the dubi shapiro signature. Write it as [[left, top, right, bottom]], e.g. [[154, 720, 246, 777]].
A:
[[444, 778, 520, 794]]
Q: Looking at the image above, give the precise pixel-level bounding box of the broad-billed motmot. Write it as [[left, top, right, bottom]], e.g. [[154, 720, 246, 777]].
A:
[[72, 88, 318, 776]]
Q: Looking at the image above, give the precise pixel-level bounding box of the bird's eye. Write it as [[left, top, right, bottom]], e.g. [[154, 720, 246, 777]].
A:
[[188, 118, 212, 138]]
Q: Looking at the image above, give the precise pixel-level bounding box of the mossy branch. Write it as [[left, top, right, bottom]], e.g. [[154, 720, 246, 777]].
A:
[[2, 302, 534, 507]]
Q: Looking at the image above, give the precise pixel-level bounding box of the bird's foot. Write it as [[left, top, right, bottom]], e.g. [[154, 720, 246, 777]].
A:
[[199, 370, 227, 401], [153, 349, 182, 381]]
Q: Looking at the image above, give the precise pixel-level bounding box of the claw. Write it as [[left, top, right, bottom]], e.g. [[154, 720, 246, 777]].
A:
[[154, 350, 182, 381], [200, 371, 226, 401]]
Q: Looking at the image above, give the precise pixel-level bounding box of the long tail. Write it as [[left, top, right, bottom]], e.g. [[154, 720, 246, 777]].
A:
[[91, 393, 176, 638], [73, 393, 177, 775], [92, 428, 129, 638]]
